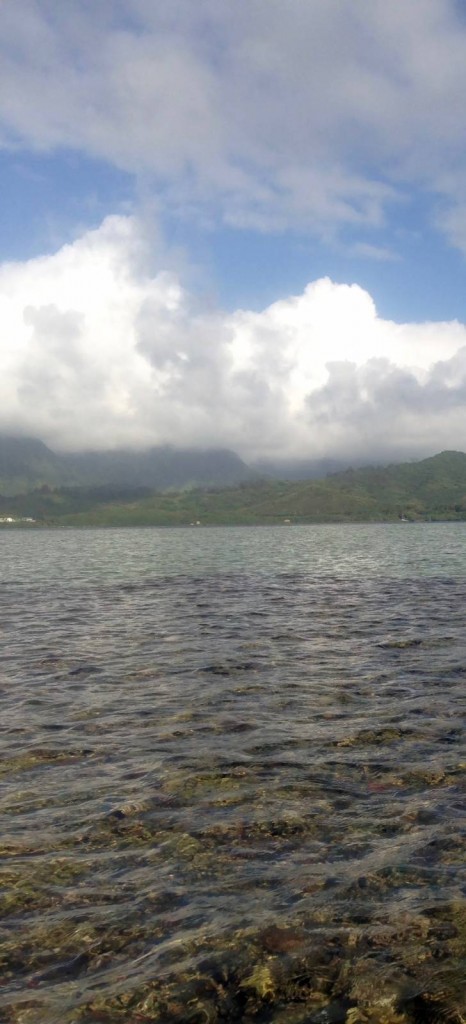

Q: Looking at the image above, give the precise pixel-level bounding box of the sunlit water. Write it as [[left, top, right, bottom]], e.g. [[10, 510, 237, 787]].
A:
[[1, 524, 466, 1023]]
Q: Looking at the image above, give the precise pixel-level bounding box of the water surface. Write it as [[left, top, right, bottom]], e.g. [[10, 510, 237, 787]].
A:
[[1, 525, 466, 1023]]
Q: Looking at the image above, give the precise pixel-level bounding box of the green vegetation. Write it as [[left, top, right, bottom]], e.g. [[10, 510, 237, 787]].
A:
[[0, 435, 256, 495], [3, 450, 466, 526]]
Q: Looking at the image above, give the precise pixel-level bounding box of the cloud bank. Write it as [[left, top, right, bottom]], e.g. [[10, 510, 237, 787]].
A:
[[2, 214, 466, 462], [2, 1, 466, 246]]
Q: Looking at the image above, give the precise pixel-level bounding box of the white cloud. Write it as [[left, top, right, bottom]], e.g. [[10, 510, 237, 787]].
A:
[[2, 1, 466, 241], [1, 214, 466, 461]]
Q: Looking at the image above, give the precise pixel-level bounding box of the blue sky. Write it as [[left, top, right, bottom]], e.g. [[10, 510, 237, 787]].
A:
[[0, 145, 465, 326], [2, 148, 466, 326], [2, 0, 466, 462]]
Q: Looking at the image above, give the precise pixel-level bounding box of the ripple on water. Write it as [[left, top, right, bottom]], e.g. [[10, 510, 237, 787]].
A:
[[1, 528, 466, 1022]]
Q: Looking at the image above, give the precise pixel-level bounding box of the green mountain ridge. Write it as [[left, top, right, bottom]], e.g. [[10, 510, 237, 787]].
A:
[[3, 448, 466, 526], [0, 435, 258, 495]]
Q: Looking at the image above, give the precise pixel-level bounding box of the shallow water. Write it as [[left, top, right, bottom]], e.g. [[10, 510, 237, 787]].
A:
[[1, 524, 466, 1023]]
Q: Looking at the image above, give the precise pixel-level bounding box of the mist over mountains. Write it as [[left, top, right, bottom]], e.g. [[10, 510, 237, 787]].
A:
[[2, 440, 466, 526], [5, 435, 466, 529], [0, 435, 259, 496]]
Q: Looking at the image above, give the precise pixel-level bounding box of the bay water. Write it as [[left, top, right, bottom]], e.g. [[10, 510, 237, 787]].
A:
[[1, 524, 466, 1023]]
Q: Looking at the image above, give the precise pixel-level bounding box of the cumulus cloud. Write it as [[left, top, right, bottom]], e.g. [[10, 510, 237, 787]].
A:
[[2, 1, 466, 241], [1, 214, 466, 462]]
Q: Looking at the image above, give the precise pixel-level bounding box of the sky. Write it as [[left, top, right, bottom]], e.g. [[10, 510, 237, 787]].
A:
[[2, 0, 466, 463]]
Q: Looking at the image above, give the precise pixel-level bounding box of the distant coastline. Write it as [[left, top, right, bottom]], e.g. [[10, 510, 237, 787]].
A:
[[1, 449, 466, 527]]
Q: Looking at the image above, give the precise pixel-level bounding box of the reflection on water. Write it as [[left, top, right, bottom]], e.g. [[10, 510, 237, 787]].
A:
[[1, 525, 466, 1023]]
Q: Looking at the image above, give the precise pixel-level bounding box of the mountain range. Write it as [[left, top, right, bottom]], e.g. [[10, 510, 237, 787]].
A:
[[0, 435, 258, 496], [2, 436, 466, 525]]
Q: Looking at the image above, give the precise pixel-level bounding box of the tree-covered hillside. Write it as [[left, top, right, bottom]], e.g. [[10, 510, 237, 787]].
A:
[[3, 450, 466, 526]]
